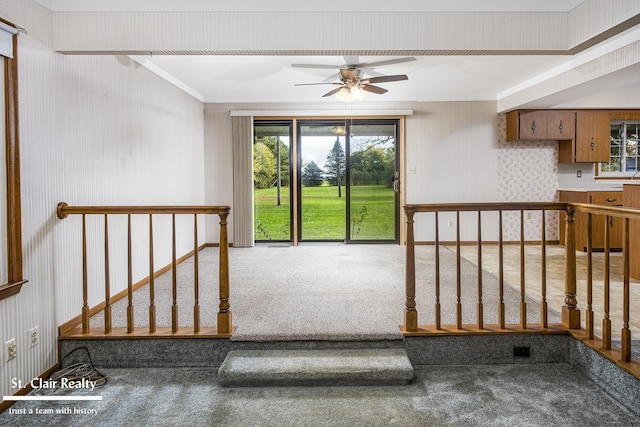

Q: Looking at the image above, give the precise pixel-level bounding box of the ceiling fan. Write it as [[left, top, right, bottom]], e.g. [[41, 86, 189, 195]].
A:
[[292, 57, 416, 101]]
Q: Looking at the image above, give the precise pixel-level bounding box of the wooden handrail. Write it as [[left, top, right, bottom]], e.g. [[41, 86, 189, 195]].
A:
[[403, 201, 638, 368], [571, 202, 640, 219], [403, 202, 572, 334], [404, 201, 568, 214], [57, 202, 230, 218], [57, 202, 232, 336]]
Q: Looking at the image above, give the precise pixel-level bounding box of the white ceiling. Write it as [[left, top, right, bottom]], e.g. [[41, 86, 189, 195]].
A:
[[133, 54, 574, 104], [34, 0, 640, 106]]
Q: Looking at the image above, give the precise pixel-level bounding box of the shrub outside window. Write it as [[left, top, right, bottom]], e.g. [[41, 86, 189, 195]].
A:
[[600, 121, 640, 176]]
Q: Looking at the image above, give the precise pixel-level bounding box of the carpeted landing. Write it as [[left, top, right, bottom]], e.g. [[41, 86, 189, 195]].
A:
[[89, 244, 561, 341], [2, 364, 638, 426]]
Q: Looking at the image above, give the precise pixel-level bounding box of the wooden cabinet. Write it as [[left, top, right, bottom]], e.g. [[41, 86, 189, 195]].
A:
[[518, 110, 548, 139], [623, 184, 640, 280], [547, 111, 576, 139], [574, 110, 611, 163], [559, 190, 624, 251], [507, 110, 575, 141], [557, 110, 611, 163], [507, 109, 611, 164]]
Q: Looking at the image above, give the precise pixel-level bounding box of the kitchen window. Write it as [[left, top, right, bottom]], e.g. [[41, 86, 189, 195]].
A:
[[599, 121, 640, 177]]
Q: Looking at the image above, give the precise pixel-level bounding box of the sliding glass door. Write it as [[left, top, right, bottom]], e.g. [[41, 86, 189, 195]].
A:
[[253, 118, 399, 244], [298, 121, 347, 241], [348, 121, 398, 241], [253, 122, 292, 241]]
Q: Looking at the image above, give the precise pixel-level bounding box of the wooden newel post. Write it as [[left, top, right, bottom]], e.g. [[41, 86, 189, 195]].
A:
[[217, 210, 232, 334], [404, 206, 418, 332], [563, 205, 581, 329]]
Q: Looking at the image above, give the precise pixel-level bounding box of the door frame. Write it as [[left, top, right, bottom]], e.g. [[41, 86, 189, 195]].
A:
[[253, 115, 405, 245]]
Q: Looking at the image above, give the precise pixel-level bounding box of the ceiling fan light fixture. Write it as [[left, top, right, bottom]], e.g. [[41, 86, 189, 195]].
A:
[[335, 85, 368, 103], [350, 85, 367, 101], [335, 87, 353, 103]]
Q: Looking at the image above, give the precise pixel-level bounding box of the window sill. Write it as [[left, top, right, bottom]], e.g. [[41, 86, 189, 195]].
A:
[[0, 280, 27, 300]]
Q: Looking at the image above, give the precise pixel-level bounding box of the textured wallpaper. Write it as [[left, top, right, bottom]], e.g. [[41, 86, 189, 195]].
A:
[[496, 113, 560, 241]]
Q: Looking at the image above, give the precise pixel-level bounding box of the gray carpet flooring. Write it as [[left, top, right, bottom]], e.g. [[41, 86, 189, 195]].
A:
[[89, 244, 561, 340], [2, 364, 638, 426]]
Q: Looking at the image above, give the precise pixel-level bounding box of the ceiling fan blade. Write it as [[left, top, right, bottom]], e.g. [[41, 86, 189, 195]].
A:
[[322, 72, 340, 82], [361, 85, 388, 94], [322, 87, 344, 97], [363, 74, 409, 84], [343, 55, 359, 66], [356, 57, 417, 69], [291, 63, 342, 70], [294, 82, 340, 86]]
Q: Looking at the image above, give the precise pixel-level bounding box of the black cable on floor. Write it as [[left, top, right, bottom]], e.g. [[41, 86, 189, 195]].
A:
[[34, 347, 108, 395]]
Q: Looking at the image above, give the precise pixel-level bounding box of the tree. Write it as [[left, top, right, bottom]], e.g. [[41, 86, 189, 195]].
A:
[[262, 136, 290, 186], [325, 138, 346, 197], [301, 161, 324, 187], [253, 142, 276, 189], [350, 147, 395, 186]]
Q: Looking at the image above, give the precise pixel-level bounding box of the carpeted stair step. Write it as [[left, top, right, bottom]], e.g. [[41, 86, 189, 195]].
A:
[[218, 348, 414, 387]]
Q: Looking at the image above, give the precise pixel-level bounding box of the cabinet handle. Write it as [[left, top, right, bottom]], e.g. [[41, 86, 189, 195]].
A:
[[590, 137, 595, 151], [559, 120, 564, 134], [531, 120, 536, 134], [609, 217, 615, 228], [606, 198, 617, 203]]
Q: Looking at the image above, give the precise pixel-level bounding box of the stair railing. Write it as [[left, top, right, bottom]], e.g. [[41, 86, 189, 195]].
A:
[[403, 201, 639, 366], [56, 203, 231, 336]]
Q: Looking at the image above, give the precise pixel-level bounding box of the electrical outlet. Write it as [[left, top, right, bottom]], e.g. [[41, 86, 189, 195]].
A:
[[525, 211, 532, 220], [447, 219, 454, 228], [6, 338, 16, 361], [30, 326, 38, 347], [577, 170, 582, 178]]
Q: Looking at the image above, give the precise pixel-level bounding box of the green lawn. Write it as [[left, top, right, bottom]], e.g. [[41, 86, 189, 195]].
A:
[[254, 184, 395, 241]]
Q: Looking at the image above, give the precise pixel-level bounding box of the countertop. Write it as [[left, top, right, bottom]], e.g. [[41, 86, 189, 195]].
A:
[[558, 187, 624, 192]]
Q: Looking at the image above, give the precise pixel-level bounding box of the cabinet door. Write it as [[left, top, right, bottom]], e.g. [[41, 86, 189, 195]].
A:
[[588, 191, 623, 250], [547, 111, 575, 139], [518, 111, 547, 139], [575, 111, 610, 162]]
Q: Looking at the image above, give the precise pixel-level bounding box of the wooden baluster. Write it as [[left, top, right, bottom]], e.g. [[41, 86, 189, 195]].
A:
[[498, 211, 505, 329], [456, 211, 462, 329], [104, 215, 112, 334], [127, 214, 134, 334], [172, 214, 178, 333], [404, 207, 418, 332], [193, 214, 200, 333], [434, 212, 441, 330], [217, 210, 232, 334], [149, 214, 156, 333], [540, 210, 548, 329], [603, 215, 611, 350], [477, 211, 483, 330], [520, 210, 527, 329], [563, 205, 580, 329], [81, 214, 90, 334], [621, 218, 631, 362], [586, 214, 594, 339]]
